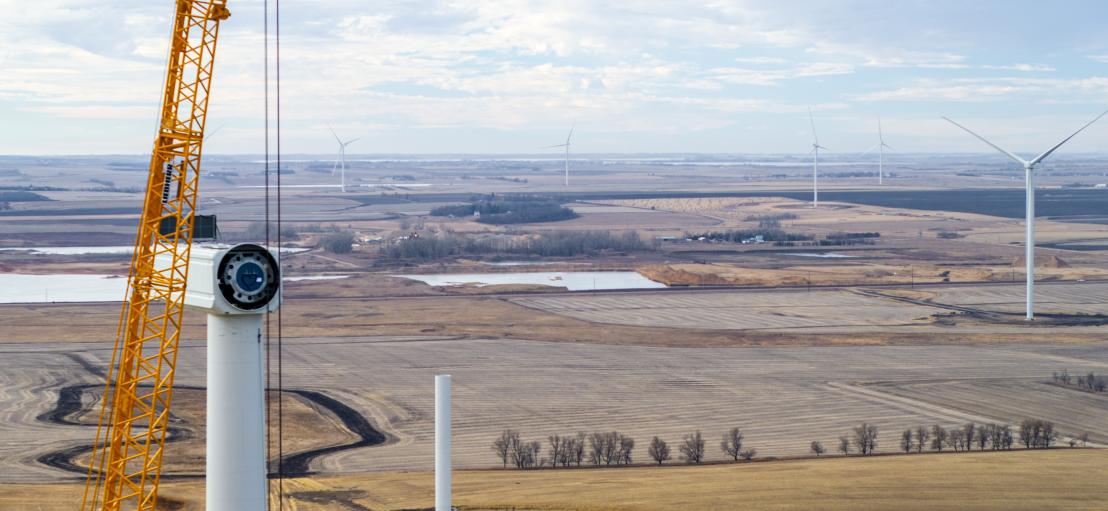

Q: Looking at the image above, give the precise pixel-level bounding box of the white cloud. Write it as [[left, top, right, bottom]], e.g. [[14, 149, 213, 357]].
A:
[[982, 63, 1054, 72], [857, 77, 1108, 102]]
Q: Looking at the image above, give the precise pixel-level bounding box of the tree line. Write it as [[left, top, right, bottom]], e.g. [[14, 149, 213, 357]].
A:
[[495, 418, 1087, 470], [430, 195, 578, 224], [492, 427, 757, 469], [381, 230, 648, 261], [1052, 369, 1106, 392]]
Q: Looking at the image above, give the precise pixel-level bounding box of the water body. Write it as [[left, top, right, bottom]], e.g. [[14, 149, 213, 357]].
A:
[[0, 274, 128, 303], [785, 252, 858, 259], [395, 271, 666, 291], [284, 275, 351, 282], [479, 261, 550, 267], [0, 246, 133, 255]]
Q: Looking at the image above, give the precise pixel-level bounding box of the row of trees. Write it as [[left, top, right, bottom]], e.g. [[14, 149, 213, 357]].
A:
[[381, 230, 648, 261], [498, 419, 1085, 470], [893, 423, 1014, 454], [1052, 369, 1106, 392], [430, 195, 578, 224], [493, 428, 757, 469], [686, 228, 879, 247]]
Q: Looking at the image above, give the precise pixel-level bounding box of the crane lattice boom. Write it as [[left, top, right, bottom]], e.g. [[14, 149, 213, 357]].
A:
[[83, 2, 230, 510]]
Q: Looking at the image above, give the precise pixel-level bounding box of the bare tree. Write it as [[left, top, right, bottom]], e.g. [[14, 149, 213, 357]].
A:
[[901, 429, 913, 453], [1080, 432, 1089, 447], [739, 448, 757, 461], [680, 430, 706, 464], [649, 436, 671, 465], [989, 424, 1004, 450], [976, 424, 991, 451], [810, 441, 825, 457], [838, 435, 851, 455], [915, 426, 928, 453], [528, 440, 543, 468], [1041, 422, 1056, 448], [947, 428, 964, 452], [1019, 420, 1034, 449], [721, 427, 745, 462], [557, 436, 576, 467], [572, 432, 586, 466], [853, 423, 878, 455], [931, 425, 947, 452], [588, 432, 606, 466], [962, 423, 977, 451], [618, 434, 635, 465], [601, 432, 621, 466], [548, 434, 564, 467], [493, 429, 518, 468]]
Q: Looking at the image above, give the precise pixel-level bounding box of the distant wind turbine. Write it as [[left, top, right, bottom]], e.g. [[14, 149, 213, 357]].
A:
[[328, 126, 359, 193], [943, 109, 1108, 320], [808, 108, 829, 207], [544, 124, 575, 186], [864, 117, 893, 185]]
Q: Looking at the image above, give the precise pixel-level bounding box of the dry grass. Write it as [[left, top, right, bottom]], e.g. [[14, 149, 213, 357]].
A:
[[639, 261, 1108, 287], [5, 450, 1106, 510], [5, 281, 1108, 347]]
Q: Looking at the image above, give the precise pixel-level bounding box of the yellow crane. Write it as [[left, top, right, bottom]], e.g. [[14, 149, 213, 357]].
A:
[[82, 1, 231, 509]]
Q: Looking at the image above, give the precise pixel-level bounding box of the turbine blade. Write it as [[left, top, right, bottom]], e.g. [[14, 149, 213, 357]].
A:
[[567, 122, 575, 144], [345, 138, 360, 146], [543, 144, 568, 149], [1029, 108, 1108, 166], [328, 125, 342, 144], [878, 116, 884, 143], [942, 116, 1026, 165], [882, 142, 893, 151], [808, 107, 819, 146], [862, 143, 880, 155]]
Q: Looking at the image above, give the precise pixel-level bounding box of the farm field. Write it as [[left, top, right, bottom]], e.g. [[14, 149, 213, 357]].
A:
[[3, 337, 1106, 483], [4, 449, 1106, 510], [512, 281, 1108, 335]]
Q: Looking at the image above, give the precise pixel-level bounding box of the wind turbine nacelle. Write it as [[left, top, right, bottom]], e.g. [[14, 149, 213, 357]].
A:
[[159, 243, 282, 315]]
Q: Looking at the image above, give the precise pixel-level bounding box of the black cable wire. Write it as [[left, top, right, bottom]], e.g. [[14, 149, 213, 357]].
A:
[[275, 0, 285, 506], [263, 0, 272, 504]]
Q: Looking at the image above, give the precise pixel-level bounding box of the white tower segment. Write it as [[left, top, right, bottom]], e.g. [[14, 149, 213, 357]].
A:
[[943, 110, 1107, 320], [328, 126, 359, 193], [545, 124, 575, 186], [435, 374, 452, 511], [877, 117, 891, 185], [808, 108, 829, 208]]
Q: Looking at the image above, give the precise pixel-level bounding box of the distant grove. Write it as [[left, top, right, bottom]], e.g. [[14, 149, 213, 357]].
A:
[[494, 419, 1089, 469]]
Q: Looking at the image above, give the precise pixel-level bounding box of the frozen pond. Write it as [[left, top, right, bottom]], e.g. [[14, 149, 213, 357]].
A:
[[785, 252, 858, 259], [0, 274, 128, 303], [0, 272, 346, 303], [284, 274, 350, 282], [0, 246, 133, 255], [394, 271, 666, 291]]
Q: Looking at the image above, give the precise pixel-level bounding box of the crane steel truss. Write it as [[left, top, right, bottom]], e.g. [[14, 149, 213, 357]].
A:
[[82, 2, 230, 510]]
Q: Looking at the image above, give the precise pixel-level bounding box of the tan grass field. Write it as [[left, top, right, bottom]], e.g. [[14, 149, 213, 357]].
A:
[[5, 450, 1106, 510]]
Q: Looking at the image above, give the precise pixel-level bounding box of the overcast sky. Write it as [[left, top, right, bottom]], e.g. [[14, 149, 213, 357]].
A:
[[4, 0, 1108, 155]]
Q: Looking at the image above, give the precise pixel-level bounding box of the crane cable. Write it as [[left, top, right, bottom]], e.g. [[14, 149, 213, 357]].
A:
[[263, 0, 285, 508]]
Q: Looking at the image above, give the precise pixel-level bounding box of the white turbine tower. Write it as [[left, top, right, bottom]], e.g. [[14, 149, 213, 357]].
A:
[[866, 117, 892, 185], [943, 110, 1107, 320], [545, 124, 575, 186], [328, 126, 359, 193], [808, 108, 829, 208]]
